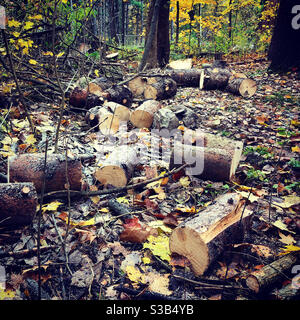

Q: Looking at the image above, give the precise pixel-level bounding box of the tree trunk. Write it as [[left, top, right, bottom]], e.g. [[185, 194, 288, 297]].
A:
[[8, 153, 82, 194], [169, 193, 252, 276], [268, 0, 300, 71], [0, 183, 38, 226], [226, 75, 257, 98], [175, 1, 180, 45], [139, 0, 161, 71], [157, 0, 170, 68]]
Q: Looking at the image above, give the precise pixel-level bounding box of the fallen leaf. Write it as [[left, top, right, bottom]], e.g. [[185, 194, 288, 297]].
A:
[[42, 201, 63, 213], [278, 245, 300, 256], [273, 195, 300, 209], [278, 232, 296, 245], [125, 265, 146, 285], [143, 235, 171, 262], [272, 220, 296, 234], [236, 191, 260, 203]]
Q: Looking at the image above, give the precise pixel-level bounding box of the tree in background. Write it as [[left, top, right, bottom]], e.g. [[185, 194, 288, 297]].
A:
[[139, 0, 170, 71], [268, 0, 300, 71]]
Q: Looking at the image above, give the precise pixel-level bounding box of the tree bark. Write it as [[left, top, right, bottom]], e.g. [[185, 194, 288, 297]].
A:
[[8, 153, 82, 194], [0, 182, 38, 226], [139, 0, 161, 71], [157, 0, 170, 67]]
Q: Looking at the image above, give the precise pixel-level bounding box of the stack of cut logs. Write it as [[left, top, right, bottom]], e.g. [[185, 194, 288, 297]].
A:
[[0, 61, 257, 278]]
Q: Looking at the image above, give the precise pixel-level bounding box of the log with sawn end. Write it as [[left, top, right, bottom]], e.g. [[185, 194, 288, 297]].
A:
[[169, 192, 252, 276]]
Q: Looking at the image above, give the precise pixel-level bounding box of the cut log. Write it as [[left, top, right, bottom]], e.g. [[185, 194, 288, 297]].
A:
[[130, 100, 162, 128], [104, 85, 133, 107], [246, 253, 299, 294], [272, 283, 300, 300], [152, 108, 179, 130], [127, 76, 148, 98], [94, 145, 138, 187], [169, 138, 243, 181], [169, 193, 252, 276], [69, 87, 88, 108], [166, 69, 204, 87], [104, 101, 131, 122], [8, 153, 82, 194], [85, 103, 130, 134], [168, 58, 193, 70], [226, 75, 257, 98], [144, 76, 177, 100], [182, 130, 243, 175], [200, 67, 232, 90], [0, 182, 37, 226]]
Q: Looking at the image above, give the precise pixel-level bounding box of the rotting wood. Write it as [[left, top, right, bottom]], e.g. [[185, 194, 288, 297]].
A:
[[8, 153, 82, 194], [169, 193, 252, 276], [130, 99, 162, 128], [246, 253, 299, 294], [0, 182, 37, 226]]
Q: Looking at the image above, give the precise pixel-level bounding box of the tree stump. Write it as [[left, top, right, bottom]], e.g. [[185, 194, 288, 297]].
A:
[[94, 145, 138, 187], [8, 153, 82, 194], [0, 182, 37, 226], [169, 193, 252, 276], [130, 100, 162, 128]]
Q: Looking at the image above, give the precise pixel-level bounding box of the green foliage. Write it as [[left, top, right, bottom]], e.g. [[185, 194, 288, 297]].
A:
[[246, 167, 267, 181]]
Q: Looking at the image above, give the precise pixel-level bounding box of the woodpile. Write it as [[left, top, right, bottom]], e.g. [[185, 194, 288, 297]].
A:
[[169, 192, 252, 276], [128, 76, 177, 100]]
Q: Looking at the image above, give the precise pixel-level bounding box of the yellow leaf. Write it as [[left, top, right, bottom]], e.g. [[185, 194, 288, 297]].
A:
[[8, 19, 21, 28], [117, 196, 129, 204], [278, 231, 296, 245], [91, 196, 100, 204], [292, 145, 300, 153], [12, 32, 20, 38], [273, 195, 300, 209], [278, 245, 300, 256], [143, 235, 171, 262], [94, 69, 99, 77], [42, 51, 54, 56], [272, 220, 295, 234], [25, 134, 37, 144], [1, 136, 18, 145], [0, 289, 16, 300], [57, 52, 65, 58], [179, 176, 190, 188], [148, 221, 172, 234], [29, 59, 38, 65], [42, 201, 63, 213], [236, 191, 260, 203], [29, 14, 43, 20], [24, 21, 34, 30], [99, 208, 109, 213], [126, 265, 146, 284], [291, 119, 300, 127]]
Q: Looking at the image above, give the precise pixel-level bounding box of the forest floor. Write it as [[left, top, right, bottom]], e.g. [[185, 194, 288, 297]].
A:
[[0, 54, 299, 301]]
